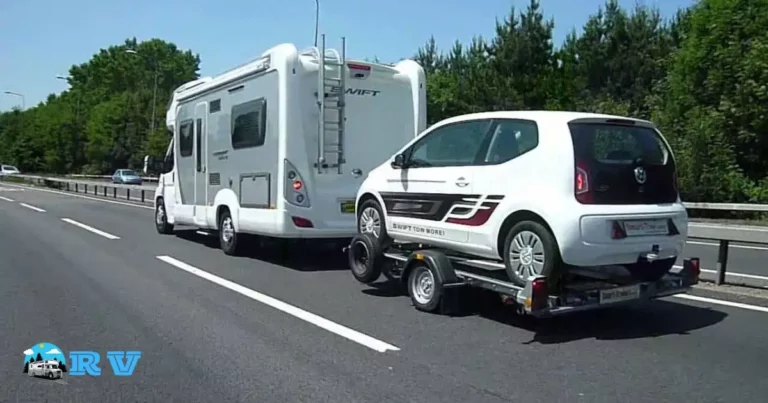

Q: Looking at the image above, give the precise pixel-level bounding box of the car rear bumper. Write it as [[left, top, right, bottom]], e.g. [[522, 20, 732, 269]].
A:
[[558, 207, 688, 267]]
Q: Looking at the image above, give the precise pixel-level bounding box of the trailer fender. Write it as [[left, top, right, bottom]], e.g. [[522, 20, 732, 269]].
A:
[[401, 250, 460, 287]]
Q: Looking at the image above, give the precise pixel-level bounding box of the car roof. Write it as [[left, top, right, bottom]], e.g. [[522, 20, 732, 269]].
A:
[[433, 110, 657, 130]]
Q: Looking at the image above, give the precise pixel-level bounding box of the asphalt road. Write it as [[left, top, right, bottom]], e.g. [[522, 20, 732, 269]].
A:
[[2, 184, 768, 402]]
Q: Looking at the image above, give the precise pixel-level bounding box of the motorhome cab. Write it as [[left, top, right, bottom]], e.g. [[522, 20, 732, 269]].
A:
[[147, 35, 426, 255]]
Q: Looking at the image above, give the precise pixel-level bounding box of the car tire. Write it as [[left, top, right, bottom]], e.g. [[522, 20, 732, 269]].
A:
[[219, 209, 246, 256], [348, 233, 383, 284], [155, 199, 174, 235], [502, 220, 563, 288], [357, 199, 392, 249], [625, 257, 676, 282]]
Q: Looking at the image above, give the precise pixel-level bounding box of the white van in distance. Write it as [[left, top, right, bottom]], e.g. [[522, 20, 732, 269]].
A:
[[147, 35, 427, 255]]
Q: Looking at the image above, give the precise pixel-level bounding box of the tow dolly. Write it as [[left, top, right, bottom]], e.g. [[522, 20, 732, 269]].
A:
[[346, 233, 701, 317]]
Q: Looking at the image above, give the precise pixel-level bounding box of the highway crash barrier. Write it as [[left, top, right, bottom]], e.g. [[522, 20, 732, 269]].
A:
[[2, 174, 767, 287], [0, 174, 155, 204]]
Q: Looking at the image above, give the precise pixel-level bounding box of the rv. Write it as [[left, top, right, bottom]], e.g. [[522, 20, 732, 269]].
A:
[[147, 35, 427, 255], [28, 360, 62, 379]]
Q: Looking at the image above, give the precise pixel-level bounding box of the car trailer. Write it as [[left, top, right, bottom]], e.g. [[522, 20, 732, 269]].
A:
[[347, 233, 701, 317]]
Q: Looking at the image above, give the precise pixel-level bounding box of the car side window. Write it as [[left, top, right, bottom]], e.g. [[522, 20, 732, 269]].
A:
[[407, 120, 490, 168], [482, 119, 539, 164]]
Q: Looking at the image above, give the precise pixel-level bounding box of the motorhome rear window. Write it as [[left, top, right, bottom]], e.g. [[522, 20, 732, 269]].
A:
[[179, 119, 194, 157], [231, 98, 267, 149]]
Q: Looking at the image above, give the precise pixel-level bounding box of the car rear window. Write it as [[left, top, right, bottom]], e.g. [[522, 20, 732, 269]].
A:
[[569, 123, 670, 166], [122, 170, 138, 176]]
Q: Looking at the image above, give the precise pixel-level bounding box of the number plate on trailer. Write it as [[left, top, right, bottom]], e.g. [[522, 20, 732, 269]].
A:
[[621, 219, 669, 236], [340, 200, 355, 214], [600, 285, 641, 304]]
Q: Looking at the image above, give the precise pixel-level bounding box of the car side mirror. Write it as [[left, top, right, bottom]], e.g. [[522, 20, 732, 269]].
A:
[[391, 153, 406, 169]]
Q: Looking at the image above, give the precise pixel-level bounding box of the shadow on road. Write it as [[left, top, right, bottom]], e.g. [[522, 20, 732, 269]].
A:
[[478, 298, 728, 344], [173, 229, 349, 272], [359, 281, 728, 342]]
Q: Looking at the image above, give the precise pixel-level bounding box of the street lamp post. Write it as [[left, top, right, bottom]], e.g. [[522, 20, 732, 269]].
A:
[[126, 49, 159, 136], [314, 0, 320, 47], [3, 91, 25, 110]]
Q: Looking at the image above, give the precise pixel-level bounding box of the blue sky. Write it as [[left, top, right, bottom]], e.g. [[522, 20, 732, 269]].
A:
[[0, 0, 694, 112]]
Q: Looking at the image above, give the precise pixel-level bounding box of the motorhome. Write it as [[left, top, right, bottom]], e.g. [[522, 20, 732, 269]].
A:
[[147, 35, 427, 255], [28, 360, 62, 379]]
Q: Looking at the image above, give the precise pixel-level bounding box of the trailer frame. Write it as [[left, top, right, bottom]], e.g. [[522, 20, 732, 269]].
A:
[[347, 233, 701, 317]]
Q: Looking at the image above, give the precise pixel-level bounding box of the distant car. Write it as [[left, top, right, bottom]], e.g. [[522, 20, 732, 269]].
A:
[[112, 169, 143, 185], [0, 165, 20, 176]]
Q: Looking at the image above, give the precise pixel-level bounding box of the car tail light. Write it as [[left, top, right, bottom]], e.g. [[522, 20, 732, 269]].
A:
[[611, 221, 627, 240], [284, 159, 310, 207], [291, 216, 314, 228], [575, 160, 593, 204], [530, 278, 549, 312]]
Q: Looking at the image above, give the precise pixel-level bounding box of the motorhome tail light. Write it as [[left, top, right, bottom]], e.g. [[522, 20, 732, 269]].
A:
[[574, 160, 593, 204], [284, 159, 310, 208], [611, 221, 627, 240], [530, 278, 549, 312], [291, 216, 314, 228]]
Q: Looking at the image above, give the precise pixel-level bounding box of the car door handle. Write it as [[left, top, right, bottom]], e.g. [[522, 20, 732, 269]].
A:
[[455, 178, 470, 187]]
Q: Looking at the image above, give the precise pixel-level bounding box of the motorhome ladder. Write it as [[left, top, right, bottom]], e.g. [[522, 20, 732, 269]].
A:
[[315, 34, 346, 174]]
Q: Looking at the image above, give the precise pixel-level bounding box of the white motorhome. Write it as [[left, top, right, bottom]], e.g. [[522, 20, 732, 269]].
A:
[[28, 360, 62, 379], [148, 35, 427, 255]]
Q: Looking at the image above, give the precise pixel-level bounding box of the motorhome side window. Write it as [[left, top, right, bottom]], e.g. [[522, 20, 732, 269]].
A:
[[179, 119, 194, 157], [231, 98, 267, 149]]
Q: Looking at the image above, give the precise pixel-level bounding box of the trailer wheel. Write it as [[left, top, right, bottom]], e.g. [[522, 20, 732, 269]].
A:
[[154, 198, 174, 235], [357, 199, 392, 249], [407, 263, 443, 313], [348, 234, 383, 284], [502, 220, 562, 287], [219, 209, 246, 256]]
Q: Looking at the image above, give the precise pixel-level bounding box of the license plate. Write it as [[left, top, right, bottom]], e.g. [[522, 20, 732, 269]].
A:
[[600, 285, 640, 304], [340, 200, 355, 214], [621, 219, 669, 236]]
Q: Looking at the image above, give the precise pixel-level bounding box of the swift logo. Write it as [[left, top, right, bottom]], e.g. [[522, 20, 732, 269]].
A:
[[329, 87, 381, 97]]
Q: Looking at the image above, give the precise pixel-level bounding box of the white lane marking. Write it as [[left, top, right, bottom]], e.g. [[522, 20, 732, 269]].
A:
[[0, 195, 14, 202], [687, 240, 768, 252], [156, 255, 401, 353], [55, 379, 68, 385], [61, 218, 120, 240], [19, 203, 45, 212], [0, 182, 153, 210], [673, 294, 768, 313], [673, 265, 768, 282]]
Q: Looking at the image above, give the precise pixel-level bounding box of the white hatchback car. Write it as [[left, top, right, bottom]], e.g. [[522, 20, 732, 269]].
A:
[[355, 111, 688, 286]]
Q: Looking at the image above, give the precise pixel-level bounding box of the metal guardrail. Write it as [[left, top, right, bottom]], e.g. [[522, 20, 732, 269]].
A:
[[1, 174, 155, 204], [3, 174, 768, 287], [685, 202, 768, 285]]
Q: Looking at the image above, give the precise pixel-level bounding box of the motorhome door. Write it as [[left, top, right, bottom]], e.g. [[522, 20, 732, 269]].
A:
[[194, 102, 208, 226]]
